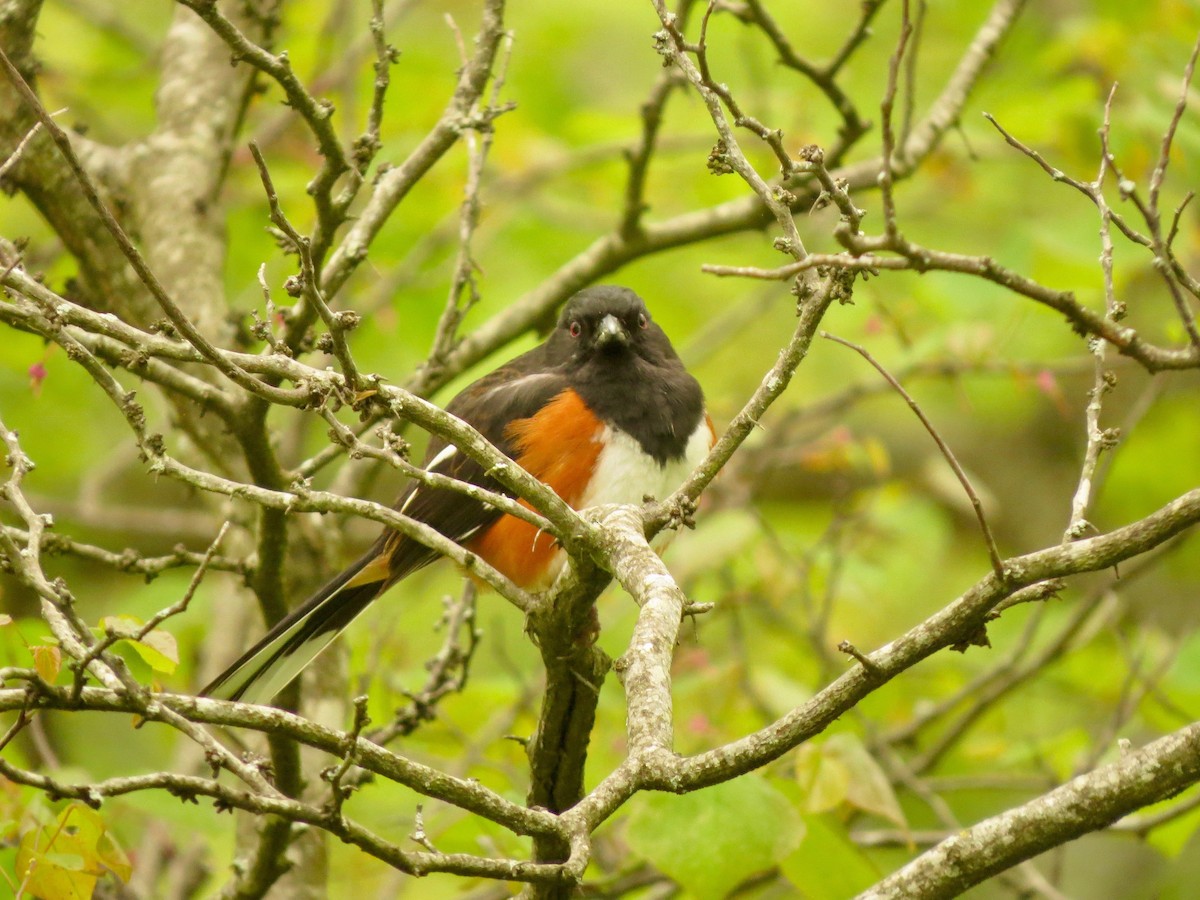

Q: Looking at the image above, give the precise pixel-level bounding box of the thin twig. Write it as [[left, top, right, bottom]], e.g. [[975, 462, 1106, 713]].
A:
[[821, 331, 1006, 578], [353, 0, 396, 177], [619, 65, 684, 239], [649, 276, 840, 533], [249, 141, 362, 391], [742, 0, 872, 160], [0, 419, 276, 793], [899, 1, 926, 148], [174, 0, 354, 257], [322, 695, 371, 822], [1064, 86, 1122, 541], [0, 683, 563, 838], [982, 110, 1151, 250], [0, 417, 121, 690], [315, 0, 509, 313], [1148, 32, 1200, 211], [878, 0, 914, 238], [0, 47, 307, 407], [0, 525, 249, 579], [0, 751, 565, 883], [0, 117, 44, 180], [425, 20, 515, 371], [826, 0, 888, 79], [652, 0, 808, 262], [69, 522, 232, 701], [705, 236, 1200, 372], [368, 582, 481, 746]]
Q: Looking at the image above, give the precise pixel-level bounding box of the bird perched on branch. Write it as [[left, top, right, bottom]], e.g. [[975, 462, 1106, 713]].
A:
[[203, 285, 714, 704]]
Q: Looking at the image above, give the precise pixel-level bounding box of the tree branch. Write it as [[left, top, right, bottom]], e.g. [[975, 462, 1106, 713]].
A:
[[859, 722, 1200, 899]]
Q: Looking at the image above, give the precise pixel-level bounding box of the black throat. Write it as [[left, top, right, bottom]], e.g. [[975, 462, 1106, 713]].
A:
[[567, 348, 705, 465]]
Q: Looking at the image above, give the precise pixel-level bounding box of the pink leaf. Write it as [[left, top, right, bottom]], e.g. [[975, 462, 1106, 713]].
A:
[[28, 361, 47, 396]]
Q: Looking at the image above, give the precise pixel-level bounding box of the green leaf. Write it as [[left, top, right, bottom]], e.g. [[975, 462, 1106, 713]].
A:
[[795, 736, 907, 830], [40, 850, 88, 871], [98, 614, 178, 674], [625, 775, 805, 899], [17, 801, 132, 894], [15, 855, 97, 900], [825, 734, 908, 830], [795, 743, 851, 813], [95, 827, 132, 884], [779, 813, 881, 899], [97, 614, 141, 638], [125, 630, 179, 675]]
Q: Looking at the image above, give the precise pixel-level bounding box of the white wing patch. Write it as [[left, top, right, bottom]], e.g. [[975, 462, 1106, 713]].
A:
[[482, 372, 559, 402], [426, 444, 459, 474], [400, 444, 459, 514]]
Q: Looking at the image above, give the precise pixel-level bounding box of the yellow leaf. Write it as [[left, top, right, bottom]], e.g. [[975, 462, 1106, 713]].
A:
[[32, 645, 61, 684], [16, 802, 113, 900]]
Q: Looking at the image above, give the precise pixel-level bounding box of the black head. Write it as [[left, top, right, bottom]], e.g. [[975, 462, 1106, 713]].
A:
[[546, 285, 704, 463], [552, 285, 671, 364]]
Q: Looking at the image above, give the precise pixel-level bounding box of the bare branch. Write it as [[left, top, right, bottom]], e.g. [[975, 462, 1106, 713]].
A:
[[652, 0, 807, 261], [0, 46, 309, 407], [0, 524, 249, 579], [877, 0, 913, 238], [648, 275, 846, 538], [0, 753, 566, 884], [821, 331, 1005, 577], [317, 0, 509, 309], [859, 722, 1200, 899], [424, 22, 515, 372], [174, 0, 354, 247], [0, 685, 561, 840], [742, 0, 874, 158], [1148, 32, 1200, 210], [432, 0, 1030, 392], [249, 141, 363, 391], [665, 487, 1200, 791]]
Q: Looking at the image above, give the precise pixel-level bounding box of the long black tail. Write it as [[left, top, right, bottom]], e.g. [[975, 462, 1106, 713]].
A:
[[202, 548, 392, 704]]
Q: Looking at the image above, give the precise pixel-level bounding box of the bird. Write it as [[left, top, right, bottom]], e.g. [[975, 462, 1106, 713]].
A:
[[203, 285, 714, 704]]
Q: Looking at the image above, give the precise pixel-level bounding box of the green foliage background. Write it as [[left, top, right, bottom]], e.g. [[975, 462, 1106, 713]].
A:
[[3, 1, 1200, 897]]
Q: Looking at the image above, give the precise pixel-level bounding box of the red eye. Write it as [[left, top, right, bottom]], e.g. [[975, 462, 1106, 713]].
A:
[[569, 321, 582, 338], [638, 313, 649, 329]]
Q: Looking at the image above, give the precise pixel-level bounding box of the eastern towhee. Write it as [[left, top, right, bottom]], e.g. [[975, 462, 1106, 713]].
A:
[[204, 285, 714, 704]]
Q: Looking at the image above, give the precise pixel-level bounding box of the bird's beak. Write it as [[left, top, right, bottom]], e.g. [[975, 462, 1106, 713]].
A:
[[594, 314, 629, 349]]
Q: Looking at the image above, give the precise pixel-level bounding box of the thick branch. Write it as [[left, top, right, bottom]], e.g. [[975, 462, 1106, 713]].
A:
[[0, 685, 561, 838], [670, 488, 1200, 790], [859, 722, 1200, 899]]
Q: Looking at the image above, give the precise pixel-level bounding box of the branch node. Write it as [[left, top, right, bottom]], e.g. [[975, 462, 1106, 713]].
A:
[[837, 640, 884, 679]]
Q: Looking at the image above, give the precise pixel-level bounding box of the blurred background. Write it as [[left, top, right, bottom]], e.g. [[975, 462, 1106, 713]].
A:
[[3, 0, 1200, 896]]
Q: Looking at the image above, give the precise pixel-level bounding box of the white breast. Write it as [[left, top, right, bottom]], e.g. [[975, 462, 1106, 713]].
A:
[[580, 421, 711, 509]]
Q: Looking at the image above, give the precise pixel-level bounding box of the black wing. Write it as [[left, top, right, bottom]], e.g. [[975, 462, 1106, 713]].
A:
[[380, 346, 569, 580]]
